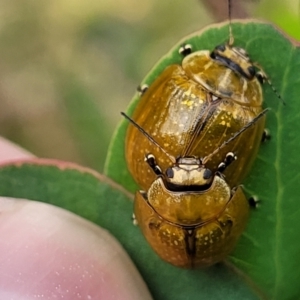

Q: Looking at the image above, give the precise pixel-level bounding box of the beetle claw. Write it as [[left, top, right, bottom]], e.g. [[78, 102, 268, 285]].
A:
[[137, 84, 149, 96], [248, 196, 260, 208], [132, 213, 138, 226], [145, 154, 163, 175], [179, 44, 192, 56], [261, 129, 271, 142], [217, 152, 237, 173]]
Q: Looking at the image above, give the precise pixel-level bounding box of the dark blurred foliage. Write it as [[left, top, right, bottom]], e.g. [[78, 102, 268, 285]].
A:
[[0, 0, 298, 171]]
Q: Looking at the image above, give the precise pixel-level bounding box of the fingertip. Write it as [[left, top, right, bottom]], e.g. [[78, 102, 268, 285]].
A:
[[0, 198, 152, 300]]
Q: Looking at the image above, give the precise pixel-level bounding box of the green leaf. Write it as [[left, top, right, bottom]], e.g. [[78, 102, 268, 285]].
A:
[[0, 159, 258, 300], [59, 75, 111, 171], [104, 20, 300, 299]]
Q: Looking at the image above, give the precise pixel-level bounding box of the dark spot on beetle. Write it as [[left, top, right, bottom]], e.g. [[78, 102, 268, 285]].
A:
[[210, 51, 216, 59], [248, 196, 260, 208], [248, 66, 256, 77], [261, 129, 271, 142], [210, 45, 225, 60], [203, 168, 212, 180], [154, 165, 162, 175], [179, 44, 192, 56], [149, 221, 160, 230], [256, 73, 265, 84], [215, 44, 226, 52], [217, 162, 226, 173], [137, 84, 149, 95], [166, 167, 174, 178], [224, 152, 237, 165]]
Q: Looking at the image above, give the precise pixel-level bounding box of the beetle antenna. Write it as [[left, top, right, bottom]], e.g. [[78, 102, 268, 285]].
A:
[[228, 0, 234, 46], [255, 65, 285, 105], [121, 112, 176, 164], [202, 108, 270, 165], [267, 78, 286, 105]]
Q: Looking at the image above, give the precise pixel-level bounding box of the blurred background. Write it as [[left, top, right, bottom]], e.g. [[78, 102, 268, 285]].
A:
[[0, 0, 299, 171]]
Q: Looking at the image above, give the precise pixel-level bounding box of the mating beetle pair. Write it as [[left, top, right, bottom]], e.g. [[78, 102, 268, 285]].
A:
[[122, 5, 281, 268]]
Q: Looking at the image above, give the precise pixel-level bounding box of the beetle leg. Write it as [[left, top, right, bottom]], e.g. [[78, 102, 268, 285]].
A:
[[261, 128, 271, 143], [179, 44, 192, 56], [248, 196, 260, 208], [145, 154, 163, 175], [137, 84, 149, 96], [217, 152, 237, 173], [132, 213, 138, 226]]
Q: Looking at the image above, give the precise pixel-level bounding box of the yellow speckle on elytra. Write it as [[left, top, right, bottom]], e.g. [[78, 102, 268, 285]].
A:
[[184, 90, 191, 97], [182, 99, 194, 107], [220, 120, 226, 126]]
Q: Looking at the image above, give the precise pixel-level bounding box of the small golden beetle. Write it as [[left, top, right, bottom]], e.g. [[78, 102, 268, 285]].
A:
[[134, 156, 249, 268], [122, 112, 252, 268]]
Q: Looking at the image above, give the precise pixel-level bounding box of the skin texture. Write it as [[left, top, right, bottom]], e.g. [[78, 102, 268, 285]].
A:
[[0, 137, 152, 300]]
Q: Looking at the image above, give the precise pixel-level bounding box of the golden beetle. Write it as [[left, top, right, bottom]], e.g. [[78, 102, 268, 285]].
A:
[[125, 37, 269, 192], [122, 112, 257, 268], [134, 155, 249, 268]]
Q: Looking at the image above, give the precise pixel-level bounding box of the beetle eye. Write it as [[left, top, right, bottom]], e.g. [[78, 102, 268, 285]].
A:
[[248, 66, 256, 77], [256, 72, 265, 84], [203, 168, 212, 180], [166, 168, 174, 178], [215, 44, 226, 52]]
